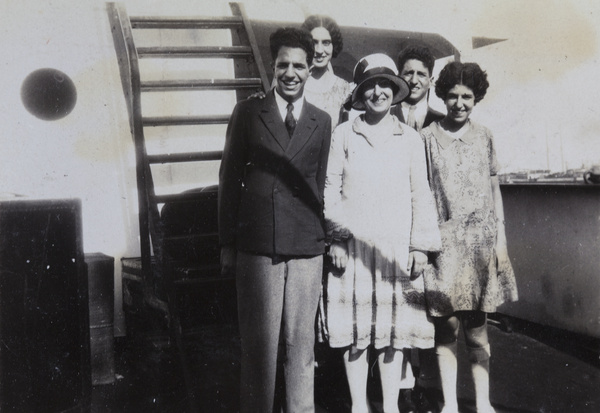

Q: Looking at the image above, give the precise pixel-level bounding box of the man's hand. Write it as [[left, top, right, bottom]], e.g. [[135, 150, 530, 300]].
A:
[[328, 241, 349, 272], [408, 250, 428, 280], [247, 90, 266, 100], [220, 245, 237, 276]]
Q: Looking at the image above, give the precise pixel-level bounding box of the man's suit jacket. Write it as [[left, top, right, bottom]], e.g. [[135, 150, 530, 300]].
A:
[[219, 90, 332, 257], [390, 104, 445, 130]]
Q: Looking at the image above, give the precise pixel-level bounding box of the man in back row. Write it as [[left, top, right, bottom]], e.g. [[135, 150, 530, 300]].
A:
[[391, 46, 445, 131], [393, 45, 444, 413], [219, 27, 332, 413]]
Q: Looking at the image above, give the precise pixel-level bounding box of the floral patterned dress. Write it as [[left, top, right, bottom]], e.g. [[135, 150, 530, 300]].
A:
[[322, 115, 442, 350], [421, 121, 518, 317]]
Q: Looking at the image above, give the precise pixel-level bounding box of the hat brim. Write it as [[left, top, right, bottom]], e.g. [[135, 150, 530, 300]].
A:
[[351, 75, 410, 110]]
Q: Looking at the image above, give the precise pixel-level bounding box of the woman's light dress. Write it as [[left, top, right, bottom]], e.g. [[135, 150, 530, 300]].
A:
[[323, 115, 441, 350]]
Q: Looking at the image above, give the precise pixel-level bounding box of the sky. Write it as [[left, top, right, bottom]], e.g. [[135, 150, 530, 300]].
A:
[[233, 0, 600, 173], [7, 0, 600, 173]]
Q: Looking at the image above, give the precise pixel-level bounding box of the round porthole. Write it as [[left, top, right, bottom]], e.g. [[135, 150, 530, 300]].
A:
[[21, 68, 77, 120]]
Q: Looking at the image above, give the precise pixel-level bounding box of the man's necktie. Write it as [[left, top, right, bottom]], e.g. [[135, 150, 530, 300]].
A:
[[285, 103, 296, 137], [406, 104, 419, 131]]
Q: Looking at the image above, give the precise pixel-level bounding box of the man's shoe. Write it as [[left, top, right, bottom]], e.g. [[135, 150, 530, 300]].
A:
[[413, 386, 438, 413], [399, 388, 417, 413]]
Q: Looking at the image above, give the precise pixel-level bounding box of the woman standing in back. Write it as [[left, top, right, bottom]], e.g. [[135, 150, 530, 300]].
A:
[[300, 15, 353, 129]]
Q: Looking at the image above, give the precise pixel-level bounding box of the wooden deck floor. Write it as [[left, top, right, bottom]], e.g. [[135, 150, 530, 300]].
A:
[[90, 317, 600, 412]]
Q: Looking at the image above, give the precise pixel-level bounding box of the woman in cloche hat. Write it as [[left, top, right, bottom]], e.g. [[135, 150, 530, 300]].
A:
[[322, 53, 442, 413]]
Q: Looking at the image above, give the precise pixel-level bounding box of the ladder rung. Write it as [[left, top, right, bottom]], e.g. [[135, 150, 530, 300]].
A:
[[155, 190, 220, 204], [164, 233, 218, 243], [173, 266, 227, 284], [137, 46, 253, 58], [141, 78, 262, 92], [130, 16, 243, 29], [174, 273, 224, 283], [147, 151, 223, 164], [143, 115, 230, 126]]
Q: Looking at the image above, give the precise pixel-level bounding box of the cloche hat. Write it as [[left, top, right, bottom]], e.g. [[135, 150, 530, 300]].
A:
[[350, 53, 410, 110]]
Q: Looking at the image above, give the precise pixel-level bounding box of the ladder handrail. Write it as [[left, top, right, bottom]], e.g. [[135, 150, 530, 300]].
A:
[[107, 3, 156, 307], [107, 1, 269, 307], [230, 2, 270, 92], [108, 4, 268, 412]]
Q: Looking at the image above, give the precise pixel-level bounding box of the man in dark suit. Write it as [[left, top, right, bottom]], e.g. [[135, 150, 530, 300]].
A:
[[219, 27, 331, 413], [391, 46, 444, 131]]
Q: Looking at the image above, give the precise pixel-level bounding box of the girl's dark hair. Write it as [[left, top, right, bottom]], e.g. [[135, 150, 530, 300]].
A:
[[269, 27, 314, 66], [435, 61, 489, 103], [301, 15, 344, 58]]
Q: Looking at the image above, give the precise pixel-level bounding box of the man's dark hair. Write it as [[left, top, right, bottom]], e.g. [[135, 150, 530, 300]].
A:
[[397, 46, 436, 76], [269, 27, 314, 66]]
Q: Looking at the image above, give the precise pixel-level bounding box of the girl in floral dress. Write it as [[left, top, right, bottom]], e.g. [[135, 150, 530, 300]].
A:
[[420, 61, 518, 413]]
